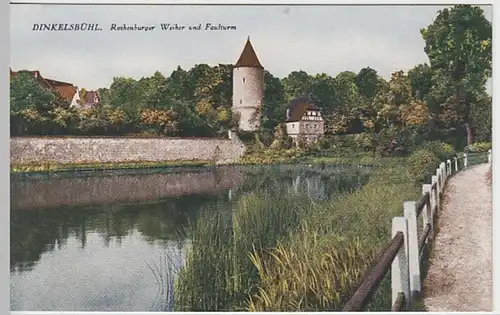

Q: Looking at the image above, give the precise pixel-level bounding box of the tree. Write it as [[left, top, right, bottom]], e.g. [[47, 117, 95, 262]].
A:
[[326, 71, 363, 134], [139, 108, 180, 135], [309, 73, 336, 116], [362, 71, 415, 133], [75, 108, 108, 134], [260, 71, 286, 131], [269, 124, 293, 150], [78, 88, 88, 106], [108, 77, 143, 119], [281, 71, 313, 103], [49, 107, 78, 134], [10, 71, 58, 113], [407, 63, 433, 101], [469, 91, 491, 142], [166, 66, 190, 101], [400, 101, 429, 127], [356, 67, 382, 101], [103, 106, 127, 134], [421, 4, 492, 145], [97, 88, 111, 107]]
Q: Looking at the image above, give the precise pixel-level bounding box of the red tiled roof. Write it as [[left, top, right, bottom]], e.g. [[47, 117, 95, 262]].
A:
[[45, 78, 73, 86], [83, 90, 100, 104], [10, 68, 77, 102], [54, 85, 77, 102]]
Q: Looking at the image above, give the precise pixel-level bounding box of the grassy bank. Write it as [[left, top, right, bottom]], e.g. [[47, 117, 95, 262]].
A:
[[236, 146, 407, 168], [10, 160, 213, 173], [173, 159, 422, 311]]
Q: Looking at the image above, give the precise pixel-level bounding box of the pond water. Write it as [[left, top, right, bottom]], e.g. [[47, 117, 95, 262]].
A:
[[10, 165, 369, 311]]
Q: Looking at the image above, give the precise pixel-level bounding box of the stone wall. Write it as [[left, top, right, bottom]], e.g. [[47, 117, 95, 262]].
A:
[[10, 132, 246, 165]]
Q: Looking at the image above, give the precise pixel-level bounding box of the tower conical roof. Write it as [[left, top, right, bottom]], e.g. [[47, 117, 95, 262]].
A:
[[235, 37, 263, 69]]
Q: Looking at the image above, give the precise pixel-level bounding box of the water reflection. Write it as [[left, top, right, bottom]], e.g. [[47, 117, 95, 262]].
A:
[[10, 165, 370, 311], [10, 194, 227, 273], [11, 166, 246, 211]]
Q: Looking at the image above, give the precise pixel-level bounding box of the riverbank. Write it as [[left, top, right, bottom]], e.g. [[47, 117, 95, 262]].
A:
[[10, 153, 398, 175], [10, 160, 213, 174]]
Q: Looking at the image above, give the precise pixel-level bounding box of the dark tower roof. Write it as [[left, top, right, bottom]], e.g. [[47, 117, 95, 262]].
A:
[[234, 37, 264, 69]]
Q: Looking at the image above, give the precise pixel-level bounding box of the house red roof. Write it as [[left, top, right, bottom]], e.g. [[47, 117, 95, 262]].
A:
[[83, 90, 100, 104], [235, 37, 263, 69], [54, 85, 78, 102]]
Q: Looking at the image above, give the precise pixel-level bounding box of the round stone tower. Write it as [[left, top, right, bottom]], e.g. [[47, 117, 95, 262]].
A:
[[232, 37, 264, 131]]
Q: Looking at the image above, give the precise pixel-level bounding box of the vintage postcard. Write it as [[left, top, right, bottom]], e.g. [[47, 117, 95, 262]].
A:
[[9, 1, 493, 312]]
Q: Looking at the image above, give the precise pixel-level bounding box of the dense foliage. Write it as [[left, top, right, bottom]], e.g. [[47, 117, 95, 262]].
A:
[[10, 5, 491, 153]]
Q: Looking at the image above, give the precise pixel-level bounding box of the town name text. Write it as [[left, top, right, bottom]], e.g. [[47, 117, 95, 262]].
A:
[[32, 23, 102, 31]]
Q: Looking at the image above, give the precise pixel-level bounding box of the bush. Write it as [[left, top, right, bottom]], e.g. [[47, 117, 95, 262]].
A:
[[316, 136, 331, 150], [355, 133, 376, 152], [419, 141, 456, 161], [374, 129, 405, 157], [408, 149, 441, 184], [236, 130, 258, 143], [467, 142, 492, 153]]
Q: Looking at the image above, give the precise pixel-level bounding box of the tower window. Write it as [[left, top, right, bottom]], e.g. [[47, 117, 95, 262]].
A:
[[243, 78, 246, 83], [240, 99, 242, 104]]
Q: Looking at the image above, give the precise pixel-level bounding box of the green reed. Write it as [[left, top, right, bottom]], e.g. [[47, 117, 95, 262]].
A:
[[174, 163, 422, 311]]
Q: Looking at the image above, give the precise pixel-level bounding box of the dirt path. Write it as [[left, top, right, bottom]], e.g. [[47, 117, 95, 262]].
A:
[[423, 163, 492, 312]]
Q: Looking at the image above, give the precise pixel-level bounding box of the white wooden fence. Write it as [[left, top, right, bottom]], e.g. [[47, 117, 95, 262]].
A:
[[343, 149, 491, 311]]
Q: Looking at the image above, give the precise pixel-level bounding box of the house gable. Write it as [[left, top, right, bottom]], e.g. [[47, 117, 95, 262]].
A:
[[10, 68, 78, 104]]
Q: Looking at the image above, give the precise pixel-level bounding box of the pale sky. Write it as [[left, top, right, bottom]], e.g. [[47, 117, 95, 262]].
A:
[[10, 4, 492, 91]]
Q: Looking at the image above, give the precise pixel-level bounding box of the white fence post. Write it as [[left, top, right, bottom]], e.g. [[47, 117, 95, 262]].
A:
[[403, 201, 421, 296], [392, 217, 410, 309], [446, 159, 451, 176], [463, 153, 468, 169], [422, 184, 433, 242], [488, 149, 492, 163], [432, 171, 441, 215], [437, 166, 442, 188], [454, 156, 458, 173], [435, 169, 441, 202], [440, 163, 446, 186], [431, 175, 439, 215]]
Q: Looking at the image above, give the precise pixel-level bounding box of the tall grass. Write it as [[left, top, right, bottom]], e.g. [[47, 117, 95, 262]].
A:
[[174, 162, 421, 311], [174, 188, 315, 311]]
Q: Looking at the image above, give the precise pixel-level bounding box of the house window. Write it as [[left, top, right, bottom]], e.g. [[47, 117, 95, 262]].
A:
[[240, 99, 242, 104], [306, 124, 309, 129], [292, 124, 295, 129], [243, 78, 246, 83], [314, 124, 317, 129]]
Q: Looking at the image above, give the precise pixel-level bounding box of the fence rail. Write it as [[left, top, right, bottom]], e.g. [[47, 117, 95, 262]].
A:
[[342, 149, 491, 311]]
